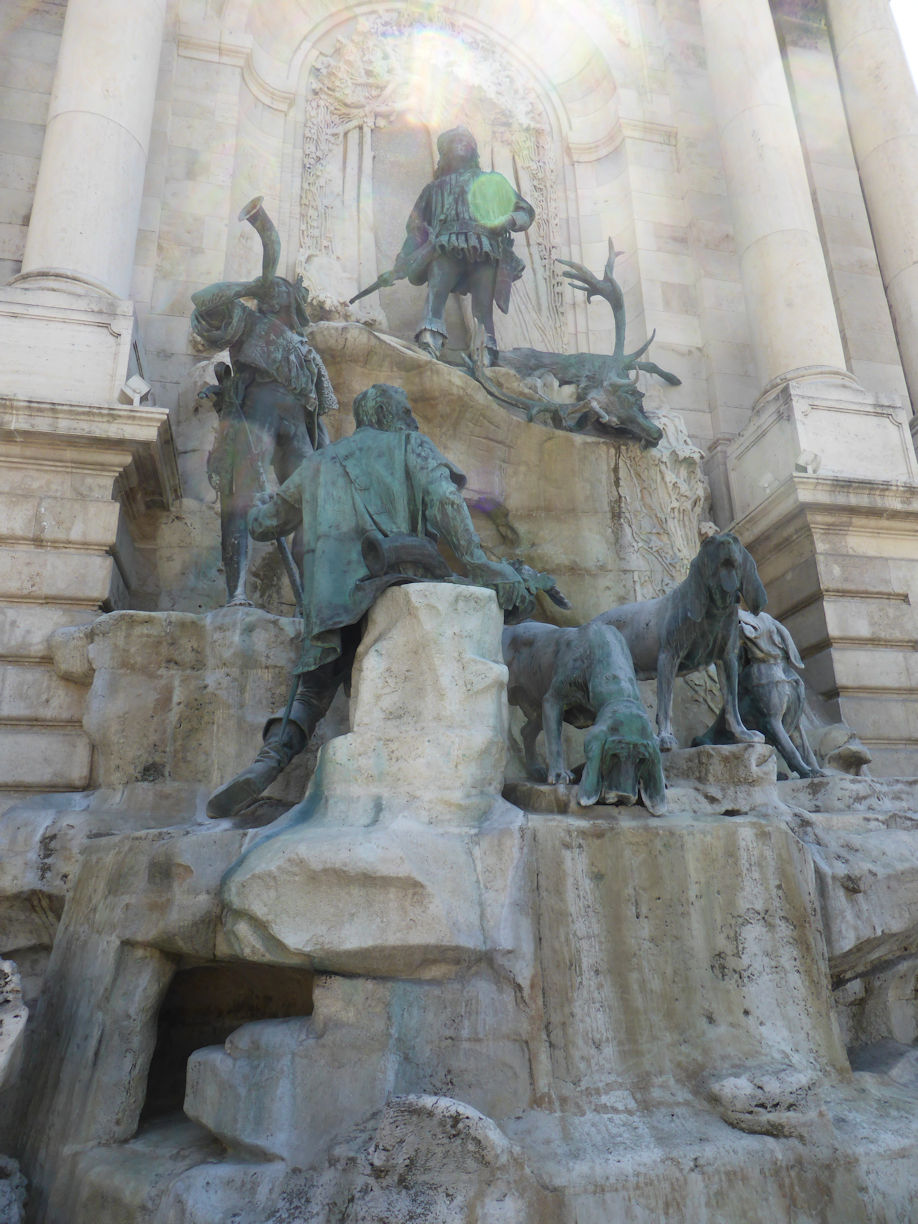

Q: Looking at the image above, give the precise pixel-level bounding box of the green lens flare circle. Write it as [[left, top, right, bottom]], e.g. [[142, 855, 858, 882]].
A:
[[468, 173, 517, 229]]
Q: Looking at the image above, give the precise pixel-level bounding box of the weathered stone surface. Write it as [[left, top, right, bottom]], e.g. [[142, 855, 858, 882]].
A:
[[505, 741, 784, 818], [222, 809, 529, 977], [314, 583, 509, 824], [272, 1095, 554, 1224], [782, 774, 918, 815], [785, 792, 918, 983], [664, 743, 778, 787], [0, 1153, 27, 1224], [5, 583, 918, 1224], [0, 783, 214, 1014], [15, 824, 246, 1224], [221, 584, 517, 966], [69, 1119, 281, 1224], [50, 607, 304, 798], [662, 742, 784, 816], [503, 780, 645, 815], [211, 812, 847, 1148], [526, 811, 846, 1091], [849, 1039, 918, 1092], [185, 979, 393, 1166], [702, 1062, 820, 1138], [7, 766, 918, 1223], [0, 960, 27, 1091]]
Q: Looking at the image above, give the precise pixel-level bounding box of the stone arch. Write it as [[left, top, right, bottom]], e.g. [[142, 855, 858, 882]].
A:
[[293, 7, 571, 350], [178, 0, 645, 351]]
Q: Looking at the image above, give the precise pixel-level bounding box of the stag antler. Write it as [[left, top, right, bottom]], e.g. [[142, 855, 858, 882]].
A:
[[558, 238, 628, 364], [558, 237, 673, 378]]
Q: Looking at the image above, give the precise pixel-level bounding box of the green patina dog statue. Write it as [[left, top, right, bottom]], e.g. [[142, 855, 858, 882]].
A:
[[502, 619, 666, 814]]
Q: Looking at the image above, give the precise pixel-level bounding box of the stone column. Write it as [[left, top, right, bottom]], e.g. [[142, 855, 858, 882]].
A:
[[0, 0, 176, 804], [699, 0, 847, 388], [825, 0, 918, 415], [15, 0, 166, 298]]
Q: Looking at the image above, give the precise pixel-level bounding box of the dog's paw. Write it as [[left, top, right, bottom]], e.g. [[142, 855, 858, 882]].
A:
[[657, 732, 678, 752], [547, 768, 573, 785]]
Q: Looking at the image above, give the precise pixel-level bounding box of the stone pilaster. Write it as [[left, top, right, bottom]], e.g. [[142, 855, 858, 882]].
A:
[[14, 0, 166, 299]]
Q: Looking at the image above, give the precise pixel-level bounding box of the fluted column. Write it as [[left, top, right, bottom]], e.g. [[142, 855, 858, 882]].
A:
[[825, 0, 918, 413], [15, 0, 166, 299], [699, 0, 847, 389]]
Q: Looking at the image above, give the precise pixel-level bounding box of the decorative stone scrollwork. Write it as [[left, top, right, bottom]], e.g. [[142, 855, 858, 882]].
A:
[[298, 8, 564, 349]]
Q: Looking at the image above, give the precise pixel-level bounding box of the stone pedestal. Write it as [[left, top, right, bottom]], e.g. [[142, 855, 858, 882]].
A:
[[307, 582, 509, 825], [727, 373, 918, 518], [727, 375, 918, 775], [221, 583, 518, 967]]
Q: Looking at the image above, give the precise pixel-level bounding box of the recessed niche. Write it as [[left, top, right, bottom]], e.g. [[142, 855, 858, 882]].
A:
[[140, 962, 315, 1122]]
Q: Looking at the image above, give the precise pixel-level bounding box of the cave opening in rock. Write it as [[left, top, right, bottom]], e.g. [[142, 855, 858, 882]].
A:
[[140, 962, 315, 1123]]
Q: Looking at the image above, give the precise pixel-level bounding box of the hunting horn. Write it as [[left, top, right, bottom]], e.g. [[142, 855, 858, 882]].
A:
[[238, 195, 280, 283]]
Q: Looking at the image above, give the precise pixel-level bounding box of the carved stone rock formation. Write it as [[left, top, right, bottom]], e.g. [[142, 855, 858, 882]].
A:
[[4, 590, 918, 1221], [49, 607, 302, 796], [0, 1154, 27, 1224], [0, 959, 26, 1092]]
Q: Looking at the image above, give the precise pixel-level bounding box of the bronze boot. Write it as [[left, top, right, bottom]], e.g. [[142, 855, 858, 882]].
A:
[[206, 726, 305, 819]]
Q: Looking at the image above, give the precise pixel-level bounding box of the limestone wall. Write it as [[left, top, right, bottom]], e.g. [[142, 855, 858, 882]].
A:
[[3, 0, 918, 775]]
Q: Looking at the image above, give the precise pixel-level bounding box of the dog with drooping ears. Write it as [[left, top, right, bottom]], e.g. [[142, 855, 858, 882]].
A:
[[593, 533, 768, 752], [502, 618, 666, 813]]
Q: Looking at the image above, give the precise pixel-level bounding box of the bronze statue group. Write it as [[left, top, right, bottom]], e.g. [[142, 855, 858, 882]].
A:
[[191, 127, 825, 823]]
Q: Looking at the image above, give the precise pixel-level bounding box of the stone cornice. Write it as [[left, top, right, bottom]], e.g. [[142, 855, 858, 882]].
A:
[[0, 398, 181, 514], [177, 31, 296, 111], [568, 116, 677, 162], [732, 472, 918, 545]]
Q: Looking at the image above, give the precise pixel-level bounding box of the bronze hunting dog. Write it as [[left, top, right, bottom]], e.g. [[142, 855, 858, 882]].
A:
[[593, 533, 768, 751]]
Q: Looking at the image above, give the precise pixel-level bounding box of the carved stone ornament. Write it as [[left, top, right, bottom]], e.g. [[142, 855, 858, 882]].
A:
[[298, 8, 565, 349]]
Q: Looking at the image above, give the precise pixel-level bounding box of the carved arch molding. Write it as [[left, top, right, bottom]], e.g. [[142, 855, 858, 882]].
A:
[[297, 7, 566, 351]]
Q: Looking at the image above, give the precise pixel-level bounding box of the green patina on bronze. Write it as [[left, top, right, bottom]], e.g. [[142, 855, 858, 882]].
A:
[[248, 386, 529, 674], [191, 197, 338, 607]]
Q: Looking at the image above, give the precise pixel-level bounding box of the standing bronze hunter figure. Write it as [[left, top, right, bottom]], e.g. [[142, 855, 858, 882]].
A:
[[191, 197, 338, 606], [353, 127, 535, 364]]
